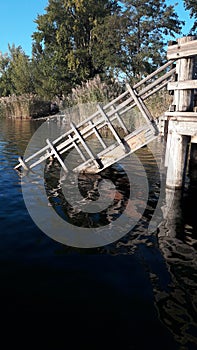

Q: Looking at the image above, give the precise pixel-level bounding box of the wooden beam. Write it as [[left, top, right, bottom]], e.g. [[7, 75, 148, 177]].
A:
[[172, 37, 196, 112], [68, 135, 86, 162], [70, 122, 103, 169], [133, 60, 176, 88], [110, 104, 128, 133], [46, 138, 68, 172], [97, 104, 127, 150], [137, 67, 176, 96], [89, 120, 107, 149], [168, 80, 197, 90], [165, 111, 197, 118], [126, 84, 157, 134], [18, 156, 29, 171], [167, 39, 197, 59], [167, 119, 197, 137]]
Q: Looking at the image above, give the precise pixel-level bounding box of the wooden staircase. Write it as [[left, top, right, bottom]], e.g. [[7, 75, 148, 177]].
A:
[[14, 60, 176, 174]]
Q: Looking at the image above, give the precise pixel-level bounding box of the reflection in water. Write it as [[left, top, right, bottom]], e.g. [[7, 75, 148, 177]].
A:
[[44, 142, 161, 231], [0, 117, 197, 348], [43, 136, 197, 348], [1, 118, 42, 155], [45, 161, 130, 228], [156, 189, 197, 349]]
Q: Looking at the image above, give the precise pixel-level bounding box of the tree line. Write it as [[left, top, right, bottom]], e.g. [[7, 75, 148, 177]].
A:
[[0, 0, 196, 101]]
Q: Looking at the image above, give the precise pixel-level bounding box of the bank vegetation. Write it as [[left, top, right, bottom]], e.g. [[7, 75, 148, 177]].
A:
[[0, 0, 196, 119]]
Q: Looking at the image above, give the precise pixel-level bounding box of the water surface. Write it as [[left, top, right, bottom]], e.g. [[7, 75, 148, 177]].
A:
[[0, 117, 196, 349]]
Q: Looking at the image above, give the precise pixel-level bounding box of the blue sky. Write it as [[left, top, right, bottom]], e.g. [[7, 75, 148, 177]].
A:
[[0, 0, 195, 57], [0, 0, 48, 56]]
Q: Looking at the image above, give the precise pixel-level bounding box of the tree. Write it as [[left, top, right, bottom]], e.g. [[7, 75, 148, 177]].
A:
[[119, 0, 184, 81], [0, 52, 12, 96], [31, 0, 122, 98], [9, 45, 34, 95], [184, 0, 197, 32], [0, 45, 34, 97]]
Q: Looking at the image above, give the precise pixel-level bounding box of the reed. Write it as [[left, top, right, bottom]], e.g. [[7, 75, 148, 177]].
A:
[[0, 94, 52, 119]]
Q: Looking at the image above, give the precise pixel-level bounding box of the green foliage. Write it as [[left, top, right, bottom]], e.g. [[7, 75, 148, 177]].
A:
[[9, 45, 35, 95], [120, 0, 184, 81], [0, 0, 184, 104], [0, 45, 34, 97], [31, 0, 183, 93], [184, 0, 197, 32], [0, 53, 12, 96], [31, 0, 121, 98]]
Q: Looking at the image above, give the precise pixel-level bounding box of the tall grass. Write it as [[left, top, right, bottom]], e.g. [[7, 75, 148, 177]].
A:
[[0, 94, 52, 119], [0, 75, 172, 122], [62, 75, 125, 107]]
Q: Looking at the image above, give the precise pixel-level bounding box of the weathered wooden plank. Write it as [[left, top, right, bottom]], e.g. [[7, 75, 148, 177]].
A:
[[167, 39, 197, 59], [167, 119, 197, 137], [133, 60, 175, 88], [74, 125, 156, 174], [168, 80, 197, 90], [97, 104, 126, 150], [68, 135, 86, 161], [138, 67, 176, 96], [113, 80, 169, 118], [172, 37, 196, 112], [70, 122, 102, 169], [165, 111, 197, 118], [46, 138, 68, 172], [89, 120, 107, 149], [110, 104, 128, 133], [126, 84, 157, 134]]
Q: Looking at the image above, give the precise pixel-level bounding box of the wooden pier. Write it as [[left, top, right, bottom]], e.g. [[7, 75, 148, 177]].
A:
[[163, 36, 197, 188], [14, 36, 197, 190]]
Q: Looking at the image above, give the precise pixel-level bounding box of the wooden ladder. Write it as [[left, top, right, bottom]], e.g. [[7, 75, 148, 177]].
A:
[[14, 60, 176, 174]]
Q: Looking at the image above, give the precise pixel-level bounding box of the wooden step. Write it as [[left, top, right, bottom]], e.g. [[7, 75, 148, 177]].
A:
[[73, 125, 157, 173]]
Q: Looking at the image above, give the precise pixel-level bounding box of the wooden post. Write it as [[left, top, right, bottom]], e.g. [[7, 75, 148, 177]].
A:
[[166, 36, 196, 188], [166, 131, 190, 188], [174, 36, 196, 112]]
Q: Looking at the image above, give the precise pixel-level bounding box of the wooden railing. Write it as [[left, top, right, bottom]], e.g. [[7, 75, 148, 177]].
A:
[[14, 59, 176, 174]]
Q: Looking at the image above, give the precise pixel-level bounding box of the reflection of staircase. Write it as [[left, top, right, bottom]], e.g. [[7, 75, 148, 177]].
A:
[[14, 60, 175, 174]]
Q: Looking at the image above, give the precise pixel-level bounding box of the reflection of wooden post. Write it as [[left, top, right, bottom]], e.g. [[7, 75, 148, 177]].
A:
[[166, 36, 196, 188], [159, 189, 183, 238]]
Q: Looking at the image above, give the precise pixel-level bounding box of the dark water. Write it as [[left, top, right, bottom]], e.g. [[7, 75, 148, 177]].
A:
[[0, 117, 197, 349]]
